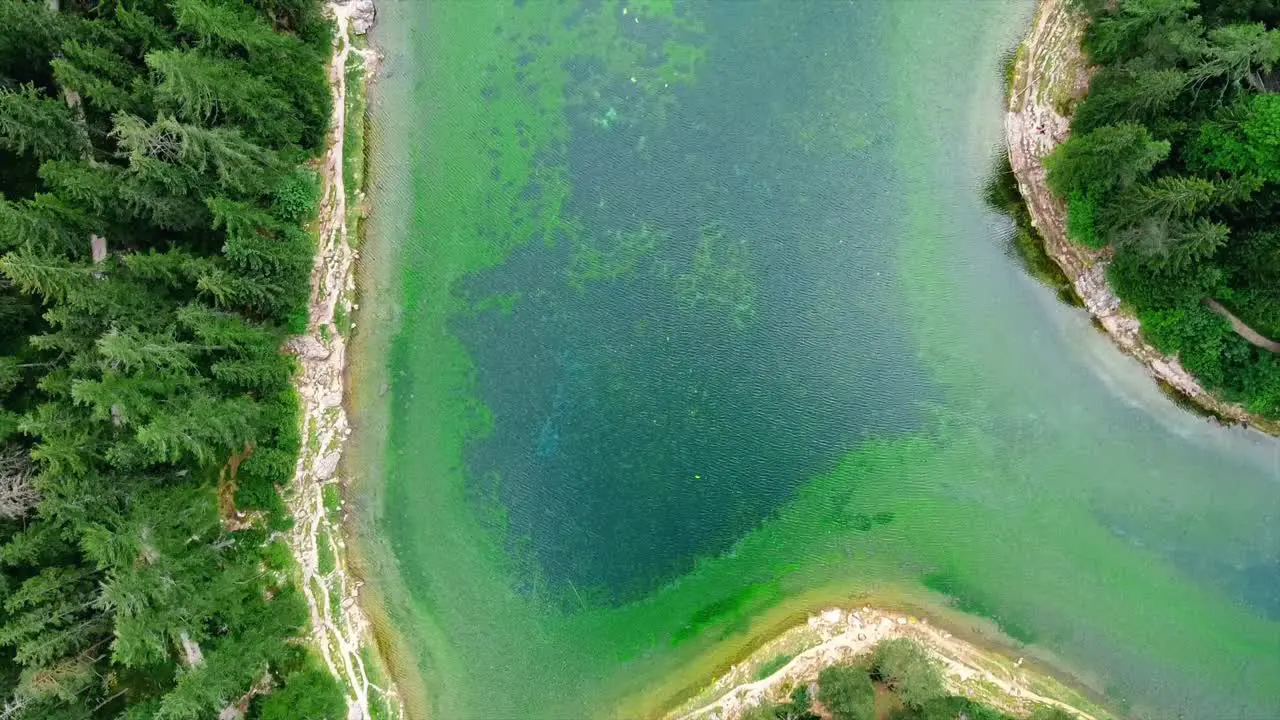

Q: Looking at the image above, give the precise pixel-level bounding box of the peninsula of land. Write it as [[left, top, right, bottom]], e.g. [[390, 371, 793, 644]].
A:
[[1005, 0, 1280, 434], [667, 607, 1108, 720]]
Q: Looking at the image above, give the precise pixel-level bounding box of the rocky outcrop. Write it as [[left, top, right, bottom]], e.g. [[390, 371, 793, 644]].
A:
[[1004, 0, 1280, 433], [333, 0, 376, 35]]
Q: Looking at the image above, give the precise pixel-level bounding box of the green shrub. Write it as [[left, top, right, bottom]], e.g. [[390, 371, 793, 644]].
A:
[[261, 540, 295, 572], [871, 638, 945, 709], [274, 168, 321, 224], [1065, 191, 1104, 248], [741, 703, 783, 720], [895, 695, 1016, 720], [257, 664, 346, 720], [784, 683, 818, 719], [1030, 706, 1079, 720], [1138, 304, 1232, 386], [1139, 304, 1230, 355], [818, 664, 875, 720], [1236, 355, 1280, 416]]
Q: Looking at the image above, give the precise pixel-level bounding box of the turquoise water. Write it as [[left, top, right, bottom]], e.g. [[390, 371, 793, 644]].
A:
[[453, 2, 931, 601], [353, 1, 1280, 717]]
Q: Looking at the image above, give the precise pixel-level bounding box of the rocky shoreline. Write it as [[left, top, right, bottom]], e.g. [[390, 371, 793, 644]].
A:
[[284, 2, 401, 718], [1003, 0, 1280, 435]]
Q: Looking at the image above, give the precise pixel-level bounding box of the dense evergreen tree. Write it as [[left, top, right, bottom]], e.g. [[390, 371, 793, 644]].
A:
[[1049, 0, 1280, 416], [0, 0, 343, 717]]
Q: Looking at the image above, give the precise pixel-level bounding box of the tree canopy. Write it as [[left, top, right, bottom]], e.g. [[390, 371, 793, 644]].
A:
[[0, 0, 343, 717], [1048, 0, 1280, 416], [740, 642, 1077, 720]]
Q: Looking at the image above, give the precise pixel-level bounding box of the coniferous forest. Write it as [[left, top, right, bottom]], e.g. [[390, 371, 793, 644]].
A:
[[1048, 0, 1280, 415], [0, 0, 347, 717]]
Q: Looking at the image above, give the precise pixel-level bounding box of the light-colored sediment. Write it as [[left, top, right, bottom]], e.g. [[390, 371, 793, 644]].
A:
[[283, 2, 399, 718], [669, 607, 1109, 720], [1004, 0, 1280, 434]]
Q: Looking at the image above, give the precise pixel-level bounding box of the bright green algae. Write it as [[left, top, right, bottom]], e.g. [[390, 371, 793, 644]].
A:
[[357, 1, 1280, 718]]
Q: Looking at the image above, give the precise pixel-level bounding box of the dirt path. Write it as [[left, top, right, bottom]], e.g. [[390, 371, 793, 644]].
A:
[[284, 3, 398, 718], [670, 608, 1107, 720], [1204, 299, 1280, 353], [1004, 0, 1280, 434]]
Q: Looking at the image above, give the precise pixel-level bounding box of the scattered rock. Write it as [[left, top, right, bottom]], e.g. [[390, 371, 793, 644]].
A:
[[286, 335, 332, 360], [314, 452, 341, 480]]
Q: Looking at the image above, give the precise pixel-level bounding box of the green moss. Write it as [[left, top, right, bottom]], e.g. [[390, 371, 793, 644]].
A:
[[1002, 45, 1022, 103], [343, 34, 368, 245], [323, 484, 341, 517], [317, 528, 336, 576], [468, 292, 521, 316], [754, 652, 794, 681], [334, 303, 349, 337], [922, 571, 1038, 645]]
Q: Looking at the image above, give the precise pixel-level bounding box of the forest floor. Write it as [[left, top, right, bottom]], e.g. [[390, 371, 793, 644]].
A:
[[666, 607, 1111, 720], [283, 2, 400, 718], [1003, 0, 1280, 434]]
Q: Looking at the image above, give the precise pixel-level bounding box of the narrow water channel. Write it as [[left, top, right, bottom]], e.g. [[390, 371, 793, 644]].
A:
[[352, 1, 1280, 717]]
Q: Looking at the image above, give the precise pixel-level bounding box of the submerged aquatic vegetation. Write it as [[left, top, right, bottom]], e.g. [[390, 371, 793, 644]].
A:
[[568, 222, 670, 288], [675, 222, 758, 329], [356, 1, 1280, 718]]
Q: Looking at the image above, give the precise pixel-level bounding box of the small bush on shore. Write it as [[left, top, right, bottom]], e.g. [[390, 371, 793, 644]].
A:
[[818, 664, 875, 720], [871, 638, 946, 709]]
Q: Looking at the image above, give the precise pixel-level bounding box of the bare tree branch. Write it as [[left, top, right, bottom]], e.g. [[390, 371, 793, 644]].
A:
[[0, 448, 39, 520]]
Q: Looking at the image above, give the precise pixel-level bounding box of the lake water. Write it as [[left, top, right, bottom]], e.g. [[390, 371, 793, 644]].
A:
[[352, 1, 1280, 717]]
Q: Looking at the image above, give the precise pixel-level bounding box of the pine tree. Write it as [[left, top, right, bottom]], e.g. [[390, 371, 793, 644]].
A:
[[1122, 175, 1222, 224], [0, 565, 108, 703], [1071, 68, 1190, 133], [1046, 122, 1171, 199], [1190, 23, 1280, 95], [146, 49, 302, 147], [0, 1, 345, 717], [0, 195, 94, 255], [112, 113, 277, 196], [0, 0, 71, 87], [0, 251, 95, 302], [49, 28, 148, 116], [0, 86, 88, 160], [173, 0, 291, 55], [1084, 0, 1200, 66], [1116, 216, 1230, 273]]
